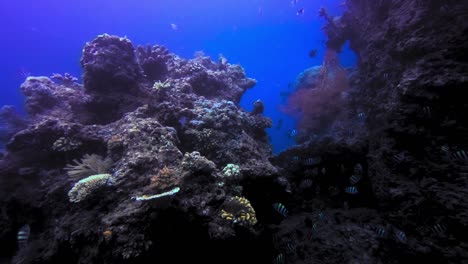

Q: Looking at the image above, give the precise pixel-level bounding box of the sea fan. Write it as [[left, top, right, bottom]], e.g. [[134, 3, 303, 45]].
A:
[[65, 154, 112, 180]]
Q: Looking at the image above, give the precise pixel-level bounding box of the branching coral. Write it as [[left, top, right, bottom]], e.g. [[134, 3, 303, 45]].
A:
[[220, 196, 257, 226]]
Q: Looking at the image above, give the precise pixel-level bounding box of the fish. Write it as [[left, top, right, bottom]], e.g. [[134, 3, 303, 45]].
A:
[[303, 157, 321, 166], [274, 253, 285, 264], [432, 223, 447, 235], [17, 224, 30, 247], [296, 8, 304, 16], [218, 54, 228, 65], [170, 23, 179, 31], [357, 112, 366, 120], [394, 229, 407, 242], [286, 242, 297, 254], [258, 7, 263, 16], [350, 174, 361, 185], [374, 227, 387, 237], [287, 129, 298, 138], [344, 186, 358, 194], [299, 179, 313, 189], [318, 211, 328, 221], [276, 119, 283, 130], [422, 106, 431, 118], [291, 0, 299, 5], [452, 150, 468, 162], [354, 163, 363, 175], [273, 203, 288, 217], [309, 49, 317, 58]]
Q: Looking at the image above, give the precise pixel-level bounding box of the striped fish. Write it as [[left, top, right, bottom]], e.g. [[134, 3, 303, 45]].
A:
[[273, 203, 288, 217], [452, 150, 468, 162], [318, 211, 328, 221], [350, 174, 361, 185], [344, 186, 358, 194], [354, 163, 363, 175], [274, 253, 285, 264], [299, 179, 313, 189], [374, 227, 386, 238], [432, 224, 447, 235], [394, 229, 407, 242], [17, 224, 30, 247]]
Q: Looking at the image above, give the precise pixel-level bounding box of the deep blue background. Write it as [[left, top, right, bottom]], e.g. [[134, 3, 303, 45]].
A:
[[0, 0, 356, 153]]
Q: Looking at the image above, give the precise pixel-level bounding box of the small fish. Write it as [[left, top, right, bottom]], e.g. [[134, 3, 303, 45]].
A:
[[312, 222, 319, 231], [276, 119, 283, 130], [286, 242, 297, 254], [291, 0, 299, 5], [258, 7, 263, 16], [170, 23, 179, 31], [292, 156, 300, 162], [422, 106, 431, 118], [178, 116, 187, 126], [274, 253, 285, 264], [318, 211, 328, 221], [218, 54, 228, 65], [287, 129, 298, 138], [375, 227, 386, 237], [452, 150, 468, 162], [17, 224, 30, 247], [394, 229, 407, 242], [350, 175, 362, 185], [299, 179, 313, 189], [392, 153, 406, 164], [357, 112, 366, 120], [344, 186, 358, 194], [432, 223, 447, 234], [303, 157, 321, 166], [273, 203, 288, 217], [354, 163, 363, 175], [309, 49, 317, 58], [296, 8, 304, 16]]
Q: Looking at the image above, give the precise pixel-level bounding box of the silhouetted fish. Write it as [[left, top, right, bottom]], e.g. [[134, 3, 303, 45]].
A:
[[309, 49, 317, 58], [296, 8, 304, 16], [276, 119, 283, 130]]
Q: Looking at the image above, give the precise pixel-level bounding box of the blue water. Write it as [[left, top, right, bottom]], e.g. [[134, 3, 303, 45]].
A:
[[0, 0, 356, 153]]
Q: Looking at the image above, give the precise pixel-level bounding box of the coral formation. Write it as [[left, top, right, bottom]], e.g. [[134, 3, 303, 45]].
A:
[[68, 173, 112, 203]]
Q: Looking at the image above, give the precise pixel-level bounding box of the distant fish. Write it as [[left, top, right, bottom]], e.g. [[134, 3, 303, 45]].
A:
[[170, 23, 179, 31], [274, 253, 285, 264], [273, 203, 288, 217], [451, 150, 468, 162], [287, 129, 298, 138], [349, 174, 361, 185], [432, 223, 447, 235], [296, 8, 304, 16], [357, 112, 366, 120], [286, 242, 297, 254], [17, 68, 31, 79], [299, 178, 313, 189], [276, 119, 283, 130], [258, 7, 263, 16], [303, 157, 321, 166], [318, 211, 328, 221], [17, 224, 30, 248], [354, 163, 363, 175], [344, 186, 358, 194], [218, 54, 228, 65], [374, 227, 387, 238], [179, 116, 187, 126], [394, 229, 407, 242], [291, 0, 299, 5], [309, 49, 317, 58]]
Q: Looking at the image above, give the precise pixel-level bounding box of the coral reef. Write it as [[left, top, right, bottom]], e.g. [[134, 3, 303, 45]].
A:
[[0, 33, 274, 263], [1, 1, 467, 263]]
